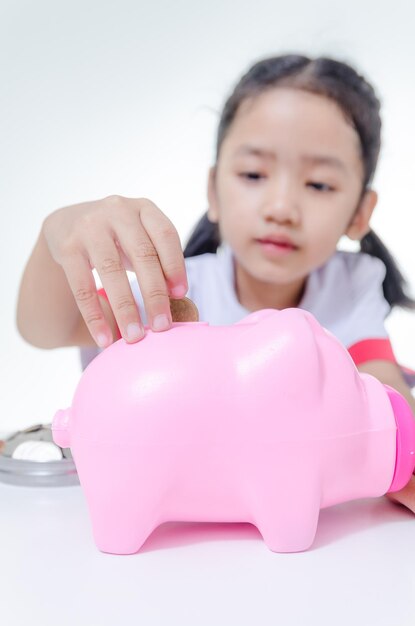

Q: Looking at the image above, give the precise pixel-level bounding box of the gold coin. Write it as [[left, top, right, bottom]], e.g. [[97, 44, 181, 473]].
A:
[[169, 297, 199, 322]]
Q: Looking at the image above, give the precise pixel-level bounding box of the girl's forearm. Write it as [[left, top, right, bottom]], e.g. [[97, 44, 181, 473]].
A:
[[16, 226, 81, 348]]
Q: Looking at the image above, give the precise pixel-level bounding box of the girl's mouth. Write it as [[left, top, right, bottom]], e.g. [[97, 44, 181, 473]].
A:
[[256, 239, 297, 256]]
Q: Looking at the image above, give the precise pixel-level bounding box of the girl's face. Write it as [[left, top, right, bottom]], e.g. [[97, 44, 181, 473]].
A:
[[207, 87, 377, 304]]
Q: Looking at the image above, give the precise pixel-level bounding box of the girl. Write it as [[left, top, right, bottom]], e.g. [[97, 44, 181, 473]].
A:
[[16, 54, 415, 510]]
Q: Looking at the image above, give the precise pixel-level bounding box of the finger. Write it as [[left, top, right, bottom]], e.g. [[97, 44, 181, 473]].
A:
[[117, 227, 173, 332], [88, 238, 145, 343], [62, 251, 115, 348], [138, 203, 188, 299]]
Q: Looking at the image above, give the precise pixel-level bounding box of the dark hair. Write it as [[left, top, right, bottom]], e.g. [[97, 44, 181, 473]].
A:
[[183, 54, 414, 310]]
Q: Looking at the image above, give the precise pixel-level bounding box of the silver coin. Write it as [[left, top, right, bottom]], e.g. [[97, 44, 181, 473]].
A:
[[0, 423, 79, 487]]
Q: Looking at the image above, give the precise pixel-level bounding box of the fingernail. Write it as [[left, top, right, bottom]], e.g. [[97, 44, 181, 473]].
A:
[[152, 314, 170, 331], [170, 284, 187, 298], [126, 322, 144, 341], [96, 333, 110, 348]]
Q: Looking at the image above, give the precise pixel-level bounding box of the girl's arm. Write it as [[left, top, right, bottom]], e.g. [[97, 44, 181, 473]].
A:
[[357, 360, 415, 513], [357, 360, 415, 413], [16, 196, 188, 349], [16, 228, 118, 348]]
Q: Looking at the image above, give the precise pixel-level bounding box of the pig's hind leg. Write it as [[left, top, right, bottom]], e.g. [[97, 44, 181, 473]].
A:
[[247, 450, 321, 553]]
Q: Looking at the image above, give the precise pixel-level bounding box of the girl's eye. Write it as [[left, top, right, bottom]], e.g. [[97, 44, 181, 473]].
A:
[[307, 181, 334, 192], [239, 172, 265, 181]]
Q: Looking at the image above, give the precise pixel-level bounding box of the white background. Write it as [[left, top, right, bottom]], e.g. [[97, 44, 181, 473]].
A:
[[2, 3, 415, 625], [1, 0, 414, 431]]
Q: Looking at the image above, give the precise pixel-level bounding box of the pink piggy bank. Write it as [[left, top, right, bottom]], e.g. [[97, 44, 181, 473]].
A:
[[52, 308, 415, 554]]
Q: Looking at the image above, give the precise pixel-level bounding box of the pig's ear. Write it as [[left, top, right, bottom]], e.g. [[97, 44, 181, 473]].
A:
[[234, 309, 279, 326]]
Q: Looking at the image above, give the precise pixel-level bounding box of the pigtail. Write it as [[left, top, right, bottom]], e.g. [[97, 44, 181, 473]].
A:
[[360, 230, 415, 309], [183, 212, 221, 258]]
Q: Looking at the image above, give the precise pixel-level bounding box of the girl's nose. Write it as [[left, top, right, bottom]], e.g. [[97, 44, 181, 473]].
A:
[[260, 179, 300, 224]]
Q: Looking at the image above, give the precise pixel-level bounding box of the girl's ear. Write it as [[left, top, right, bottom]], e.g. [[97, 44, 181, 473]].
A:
[[345, 189, 378, 241], [207, 165, 219, 223]]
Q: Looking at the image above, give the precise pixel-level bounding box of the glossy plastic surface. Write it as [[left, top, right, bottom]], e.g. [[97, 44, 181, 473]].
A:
[[52, 308, 415, 554], [385, 385, 415, 492]]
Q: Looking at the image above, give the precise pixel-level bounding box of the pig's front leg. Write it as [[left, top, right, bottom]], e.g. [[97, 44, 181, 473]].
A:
[[73, 442, 164, 555]]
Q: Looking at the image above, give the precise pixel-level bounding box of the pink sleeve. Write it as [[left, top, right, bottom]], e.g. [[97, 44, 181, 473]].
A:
[[97, 287, 122, 340], [348, 337, 415, 388], [347, 337, 397, 365]]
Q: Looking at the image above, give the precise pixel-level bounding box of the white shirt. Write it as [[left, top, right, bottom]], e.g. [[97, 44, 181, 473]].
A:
[[130, 242, 390, 348], [82, 243, 414, 384]]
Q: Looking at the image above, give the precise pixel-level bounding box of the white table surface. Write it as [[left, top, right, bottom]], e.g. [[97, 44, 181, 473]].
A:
[[1, 481, 414, 626]]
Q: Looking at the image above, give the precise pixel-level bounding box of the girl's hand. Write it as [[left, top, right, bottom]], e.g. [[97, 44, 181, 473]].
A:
[[42, 195, 188, 347], [386, 475, 415, 514]]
